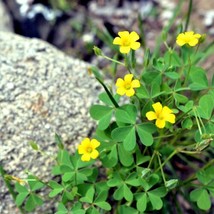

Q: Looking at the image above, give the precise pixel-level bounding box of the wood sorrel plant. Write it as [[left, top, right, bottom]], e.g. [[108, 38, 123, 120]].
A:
[[1, 12, 214, 214]]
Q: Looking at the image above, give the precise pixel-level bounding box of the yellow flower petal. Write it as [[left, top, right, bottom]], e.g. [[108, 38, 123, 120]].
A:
[[131, 79, 140, 88], [81, 154, 91, 162], [162, 106, 173, 115], [120, 46, 131, 54], [118, 31, 129, 38], [130, 31, 140, 41], [146, 111, 157, 120], [91, 139, 100, 149], [194, 34, 201, 39], [125, 88, 135, 97], [113, 37, 122, 45], [78, 145, 85, 154], [176, 38, 186, 46], [124, 74, 133, 82], [116, 78, 124, 87], [131, 42, 141, 50], [188, 38, 199, 46], [90, 150, 99, 159], [117, 87, 126, 96], [152, 102, 162, 115], [156, 119, 165, 129], [165, 113, 176, 124]]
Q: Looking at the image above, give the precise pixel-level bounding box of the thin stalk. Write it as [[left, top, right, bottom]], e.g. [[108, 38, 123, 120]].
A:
[[147, 151, 156, 168], [155, 150, 177, 173], [184, 0, 193, 31], [157, 152, 167, 184], [102, 55, 125, 66], [95, 77, 119, 108]]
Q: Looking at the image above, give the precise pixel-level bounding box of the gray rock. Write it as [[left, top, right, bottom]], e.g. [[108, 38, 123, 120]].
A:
[[0, 32, 101, 213], [0, 1, 13, 32]]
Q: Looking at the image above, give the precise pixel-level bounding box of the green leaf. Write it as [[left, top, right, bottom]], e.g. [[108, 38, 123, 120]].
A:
[[125, 173, 140, 186], [148, 192, 163, 210], [123, 184, 133, 201], [118, 205, 138, 214], [15, 182, 28, 193], [181, 118, 193, 129], [113, 185, 124, 200], [28, 176, 44, 191], [115, 104, 137, 124], [99, 92, 120, 106], [118, 143, 134, 167], [90, 105, 112, 120], [94, 201, 111, 211], [15, 192, 29, 206], [97, 111, 112, 130], [136, 125, 153, 146], [189, 67, 208, 90], [48, 181, 64, 198], [136, 85, 150, 99], [136, 193, 147, 212], [107, 172, 121, 187], [25, 194, 43, 212], [94, 191, 108, 203], [56, 203, 67, 214], [28, 141, 39, 150], [165, 72, 180, 79], [174, 93, 188, 104], [80, 187, 95, 204], [101, 144, 118, 167], [149, 187, 167, 197], [111, 126, 136, 151], [191, 188, 211, 210], [55, 133, 64, 150], [62, 172, 75, 182], [197, 94, 214, 120]]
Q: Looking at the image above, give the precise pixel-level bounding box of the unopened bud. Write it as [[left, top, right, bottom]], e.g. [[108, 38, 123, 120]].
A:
[[93, 46, 103, 56], [141, 168, 152, 179], [165, 179, 178, 190]]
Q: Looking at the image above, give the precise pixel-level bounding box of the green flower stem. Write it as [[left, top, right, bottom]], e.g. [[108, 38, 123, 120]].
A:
[[147, 151, 156, 168], [193, 107, 202, 136], [102, 55, 125, 66], [0, 165, 26, 214], [157, 152, 167, 184], [184, 0, 192, 31], [154, 150, 177, 173], [183, 54, 192, 86], [95, 77, 119, 108]]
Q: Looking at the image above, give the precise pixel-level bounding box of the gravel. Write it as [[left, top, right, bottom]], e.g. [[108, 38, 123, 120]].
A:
[[0, 32, 101, 213]]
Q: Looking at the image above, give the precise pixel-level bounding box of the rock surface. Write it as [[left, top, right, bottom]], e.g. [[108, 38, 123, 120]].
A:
[[0, 32, 101, 213], [0, 0, 13, 32]]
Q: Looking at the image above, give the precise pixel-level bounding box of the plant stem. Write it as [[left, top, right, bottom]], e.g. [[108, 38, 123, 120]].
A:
[[0, 165, 26, 214], [155, 150, 177, 173], [102, 55, 125, 66], [157, 152, 167, 184]]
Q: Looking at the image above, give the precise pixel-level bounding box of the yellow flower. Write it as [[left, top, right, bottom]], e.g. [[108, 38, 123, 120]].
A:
[[78, 138, 100, 162], [146, 102, 175, 129], [113, 31, 141, 54], [116, 74, 140, 97], [176, 31, 201, 47]]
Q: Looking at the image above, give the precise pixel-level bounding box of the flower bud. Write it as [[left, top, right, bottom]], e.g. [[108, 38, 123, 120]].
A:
[[141, 168, 152, 179], [93, 46, 103, 56], [165, 179, 178, 190]]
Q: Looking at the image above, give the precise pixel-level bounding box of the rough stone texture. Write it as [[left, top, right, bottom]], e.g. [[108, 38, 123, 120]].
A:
[[0, 32, 101, 213], [0, 0, 13, 32]]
